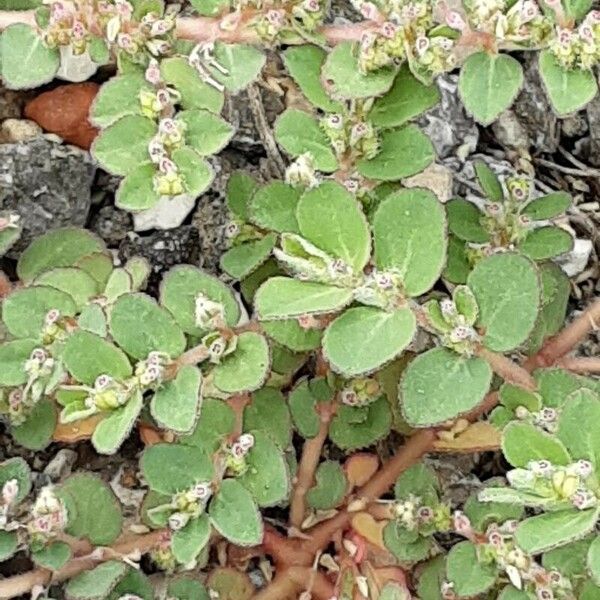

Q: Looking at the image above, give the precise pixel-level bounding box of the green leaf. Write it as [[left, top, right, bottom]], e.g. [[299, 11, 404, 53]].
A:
[[32, 541, 71, 571], [321, 42, 396, 99], [188, 0, 227, 15], [213, 332, 270, 393], [282, 45, 342, 112], [522, 192, 571, 220], [92, 390, 143, 454], [180, 398, 234, 454], [0, 457, 31, 503], [274, 109, 337, 172], [0, 24, 59, 89], [446, 541, 497, 597], [306, 460, 347, 510], [329, 396, 392, 450], [565, 0, 593, 20], [498, 586, 530, 600], [17, 228, 106, 284], [209, 479, 263, 546], [2, 286, 76, 339], [160, 57, 224, 112], [65, 561, 128, 600], [160, 265, 240, 336], [220, 234, 277, 280], [542, 538, 591, 577], [401, 348, 492, 427], [297, 181, 371, 271], [588, 536, 600, 586], [0, 339, 38, 386], [502, 421, 571, 467], [172, 514, 211, 564], [539, 50, 598, 115], [394, 463, 440, 504], [581, 581, 600, 600], [474, 160, 504, 201], [151, 365, 202, 434], [468, 253, 540, 351], [88, 36, 110, 65], [518, 226, 573, 260], [141, 443, 214, 494], [63, 330, 132, 385], [499, 383, 541, 412], [243, 387, 291, 449], [209, 43, 266, 92], [373, 188, 446, 297], [12, 398, 55, 450], [178, 109, 234, 156], [288, 377, 331, 438], [60, 474, 123, 545], [458, 51, 523, 125], [463, 494, 523, 532], [115, 163, 159, 212], [241, 260, 282, 304], [77, 252, 113, 289], [384, 522, 434, 563], [323, 307, 415, 376], [369, 64, 440, 128], [0, 531, 18, 562], [108, 568, 153, 600], [357, 125, 435, 181], [90, 73, 149, 128], [167, 577, 210, 600], [515, 507, 600, 554], [417, 556, 445, 600], [0, 220, 21, 256], [255, 277, 353, 319], [446, 199, 489, 243], [380, 582, 410, 600], [249, 182, 300, 234], [444, 235, 470, 284], [91, 115, 156, 176], [238, 430, 290, 506], [557, 390, 600, 472], [109, 293, 186, 360], [227, 171, 257, 221], [172, 147, 214, 197], [35, 267, 99, 309], [262, 319, 322, 352]]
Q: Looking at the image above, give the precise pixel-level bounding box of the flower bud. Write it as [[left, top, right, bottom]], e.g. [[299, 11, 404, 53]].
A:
[[446, 11, 466, 30], [238, 433, 255, 451], [452, 510, 472, 536], [528, 460, 553, 477], [168, 512, 190, 531], [45, 309, 60, 326], [515, 405, 529, 419], [95, 374, 113, 391]]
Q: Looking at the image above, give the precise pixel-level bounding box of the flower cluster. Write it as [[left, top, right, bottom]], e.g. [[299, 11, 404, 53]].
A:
[[134, 351, 171, 388], [0, 479, 20, 532], [285, 153, 319, 189], [320, 111, 379, 161], [195, 294, 227, 331], [253, 0, 325, 42], [391, 493, 452, 535], [340, 377, 381, 407], [353, 268, 406, 311], [27, 487, 68, 550], [225, 433, 255, 476], [549, 11, 600, 70], [424, 286, 479, 355], [507, 459, 598, 510], [514, 404, 559, 433]]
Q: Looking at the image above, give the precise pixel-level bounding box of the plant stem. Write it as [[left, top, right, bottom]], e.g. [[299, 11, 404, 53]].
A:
[[252, 567, 334, 600], [476, 346, 537, 390], [0, 530, 165, 599], [228, 392, 251, 439], [289, 406, 333, 529], [555, 356, 600, 374], [524, 298, 600, 370]]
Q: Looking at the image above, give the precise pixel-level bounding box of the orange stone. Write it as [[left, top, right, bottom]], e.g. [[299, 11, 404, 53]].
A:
[[24, 82, 100, 150]]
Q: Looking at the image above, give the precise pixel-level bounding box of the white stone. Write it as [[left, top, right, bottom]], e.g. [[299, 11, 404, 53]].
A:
[[56, 46, 98, 83], [133, 194, 197, 231], [556, 237, 592, 277]]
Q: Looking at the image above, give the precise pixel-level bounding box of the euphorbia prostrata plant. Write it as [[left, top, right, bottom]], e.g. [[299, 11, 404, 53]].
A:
[[0, 0, 599, 597]]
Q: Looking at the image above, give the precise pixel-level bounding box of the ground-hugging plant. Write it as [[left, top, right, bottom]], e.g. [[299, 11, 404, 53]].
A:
[[2, 0, 600, 598]]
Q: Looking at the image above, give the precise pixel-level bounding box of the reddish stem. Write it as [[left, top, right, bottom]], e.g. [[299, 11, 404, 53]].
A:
[[476, 346, 537, 391], [555, 356, 600, 374]]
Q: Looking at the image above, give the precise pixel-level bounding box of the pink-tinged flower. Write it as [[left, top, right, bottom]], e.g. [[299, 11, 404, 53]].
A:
[[117, 33, 134, 50], [360, 2, 379, 20], [415, 35, 430, 56], [487, 530, 504, 548], [34, 516, 51, 533], [156, 89, 170, 107], [529, 460, 553, 477], [586, 10, 600, 23], [520, 0, 539, 21], [266, 9, 285, 25], [573, 459, 593, 478], [536, 588, 554, 600], [231, 442, 247, 459], [224, 222, 239, 238], [159, 157, 177, 175], [45, 309, 60, 326], [326, 114, 344, 129], [115, 0, 133, 18], [548, 570, 562, 585], [193, 483, 212, 500], [502, 519, 519, 533], [487, 202, 502, 214], [446, 10, 466, 30], [30, 348, 47, 363], [95, 374, 112, 390], [50, 2, 69, 22], [360, 31, 377, 49], [303, 0, 320, 13], [341, 389, 359, 406], [450, 325, 471, 341], [238, 433, 255, 450], [150, 19, 169, 36], [298, 314, 319, 329], [375, 272, 393, 289], [8, 390, 22, 409], [145, 59, 161, 85], [2, 480, 19, 506], [141, 365, 161, 385], [571, 488, 597, 509], [518, 214, 531, 226], [453, 510, 472, 536], [417, 506, 434, 522], [380, 21, 398, 38], [579, 24, 594, 42], [159, 118, 177, 134], [148, 139, 165, 163], [343, 179, 359, 193], [168, 512, 189, 531], [557, 28, 572, 45], [71, 20, 86, 40]]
